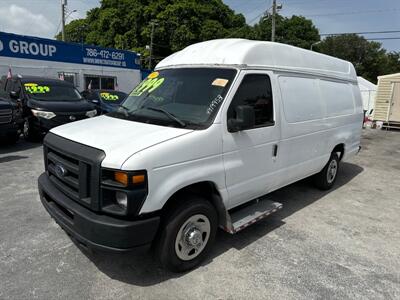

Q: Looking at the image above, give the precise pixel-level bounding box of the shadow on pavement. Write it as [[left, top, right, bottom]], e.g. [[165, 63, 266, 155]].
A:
[[0, 155, 29, 163], [79, 162, 364, 286]]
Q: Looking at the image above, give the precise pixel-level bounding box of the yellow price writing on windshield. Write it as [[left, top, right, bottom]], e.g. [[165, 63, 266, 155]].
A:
[[131, 77, 165, 96], [100, 92, 119, 101], [24, 83, 51, 94]]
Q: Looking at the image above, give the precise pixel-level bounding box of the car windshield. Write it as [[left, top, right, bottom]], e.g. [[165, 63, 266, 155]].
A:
[[99, 91, 127, 103], [108, 68, 237, 129], [24, 82, 82, 101]]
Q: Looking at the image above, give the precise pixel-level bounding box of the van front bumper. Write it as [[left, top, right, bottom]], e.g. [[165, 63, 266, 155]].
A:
[[38, 173, 160, 252]]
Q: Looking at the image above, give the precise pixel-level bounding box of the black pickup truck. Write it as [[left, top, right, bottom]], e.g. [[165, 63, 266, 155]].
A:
[[1, 76, 97, 141], [0, 88, 23, 144]]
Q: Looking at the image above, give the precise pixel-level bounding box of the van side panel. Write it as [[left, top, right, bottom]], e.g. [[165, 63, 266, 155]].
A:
[[276, 74, 362, 188], [344, 83, 363, 160], [276, 75, 331, 186], [320, 80, 363, 161]]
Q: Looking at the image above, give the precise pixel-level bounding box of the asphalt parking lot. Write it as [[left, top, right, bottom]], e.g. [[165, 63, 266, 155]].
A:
[[0, 129, 399, 299]]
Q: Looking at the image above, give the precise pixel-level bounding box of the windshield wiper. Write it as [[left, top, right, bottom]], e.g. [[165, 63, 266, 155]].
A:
[[145, 107, 186, 127], [117, 104, 130, 116]]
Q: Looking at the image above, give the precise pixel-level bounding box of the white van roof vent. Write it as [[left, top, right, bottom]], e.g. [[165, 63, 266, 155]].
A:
[[156, 39, 357, 82]]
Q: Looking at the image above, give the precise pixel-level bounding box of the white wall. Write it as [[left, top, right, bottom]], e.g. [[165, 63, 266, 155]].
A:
[[360, 90, 376, 114], [0, 56, 141, 93]]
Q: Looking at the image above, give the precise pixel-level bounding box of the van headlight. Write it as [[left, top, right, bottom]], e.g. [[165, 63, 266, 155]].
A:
[[115, 191, 128, 209], [31, 109, 56, 119], [100, 169, 148, 216], [85, 109, 97, 118]]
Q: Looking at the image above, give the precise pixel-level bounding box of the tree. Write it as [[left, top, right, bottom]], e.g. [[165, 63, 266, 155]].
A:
[[253, 14, 320, 49], [384, 52, 400, 75], [58, 0, 248, 68], [316, 34, 399, 83], [55, 19, 88, 43]]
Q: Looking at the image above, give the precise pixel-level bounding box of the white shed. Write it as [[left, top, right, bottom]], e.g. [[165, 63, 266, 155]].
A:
[[357, 76, 376, 115]]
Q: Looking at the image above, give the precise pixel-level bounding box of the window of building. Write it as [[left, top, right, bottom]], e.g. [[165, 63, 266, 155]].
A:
[[227, 74, 274, 128], [58, 72, 79, 87], [101, 77, 115, 90], [84, 75, 115, 90]]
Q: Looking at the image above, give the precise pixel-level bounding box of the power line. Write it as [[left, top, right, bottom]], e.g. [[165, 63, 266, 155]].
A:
[[321, 30, 400, 36], [304, 8, 400, 17], [245, 1, 271, 25], [366, 37, 400, 41], [284, 0, 349, 5]]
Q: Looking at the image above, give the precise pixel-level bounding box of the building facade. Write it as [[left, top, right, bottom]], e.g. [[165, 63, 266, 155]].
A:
[[0, 31, 142, 93]]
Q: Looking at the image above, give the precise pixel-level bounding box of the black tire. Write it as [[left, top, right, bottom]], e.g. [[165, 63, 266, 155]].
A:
[[23, 118, 39, 142], [155, 195, 218, 272], [313, 153, 340, 190]]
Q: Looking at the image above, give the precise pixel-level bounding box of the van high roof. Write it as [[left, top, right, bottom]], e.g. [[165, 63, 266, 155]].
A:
[[156, 39, 357, 82]]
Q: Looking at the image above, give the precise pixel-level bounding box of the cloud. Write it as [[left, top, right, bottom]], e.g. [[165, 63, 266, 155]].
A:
[[0, 4, 55, 38]]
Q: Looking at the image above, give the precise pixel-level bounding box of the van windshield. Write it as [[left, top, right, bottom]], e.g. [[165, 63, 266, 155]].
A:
[[24, 83, 82, 101], [108, 68, 237, 129]]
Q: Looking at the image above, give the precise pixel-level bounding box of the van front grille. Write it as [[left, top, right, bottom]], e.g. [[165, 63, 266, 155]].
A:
[[43, 133, 105, 211], [47, 148, 92, 206]]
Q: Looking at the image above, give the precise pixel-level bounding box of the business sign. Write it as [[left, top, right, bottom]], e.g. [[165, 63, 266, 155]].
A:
[[0, 31, 140, 70]]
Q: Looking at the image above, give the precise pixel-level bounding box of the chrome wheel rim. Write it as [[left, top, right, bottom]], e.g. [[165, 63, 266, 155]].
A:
[[175, 214, 211, 261], [327, 159, 338, 184], [23, 120, 29, 136]]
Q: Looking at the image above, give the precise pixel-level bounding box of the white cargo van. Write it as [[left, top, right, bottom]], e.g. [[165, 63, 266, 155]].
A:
[[38, 39, 363, 272]]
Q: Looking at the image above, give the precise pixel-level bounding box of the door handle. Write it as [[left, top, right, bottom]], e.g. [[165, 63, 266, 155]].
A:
[[273, 144, 278, 157]]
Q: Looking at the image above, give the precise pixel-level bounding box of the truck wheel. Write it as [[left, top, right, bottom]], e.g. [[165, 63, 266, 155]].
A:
[[23, 118, 39, 142], [313, 153, 339, 190], [156, 196, 218, 272]]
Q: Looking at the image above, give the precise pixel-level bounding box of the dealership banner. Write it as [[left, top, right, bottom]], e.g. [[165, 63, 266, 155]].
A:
[[0, 31, 140, 70]]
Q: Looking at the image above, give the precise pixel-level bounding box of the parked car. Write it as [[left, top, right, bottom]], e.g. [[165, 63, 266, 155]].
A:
[[0, 90, 23, 144], [1, 76, 97, 141], [81, 89, 127, 114], [38, 39, 363, 272]]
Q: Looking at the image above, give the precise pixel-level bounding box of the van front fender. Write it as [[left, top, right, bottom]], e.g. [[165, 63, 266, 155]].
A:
[[138, 155, 228, 214]]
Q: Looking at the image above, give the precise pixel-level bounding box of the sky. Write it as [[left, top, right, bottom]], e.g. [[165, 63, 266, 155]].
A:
[[0, 0, 399, 51]]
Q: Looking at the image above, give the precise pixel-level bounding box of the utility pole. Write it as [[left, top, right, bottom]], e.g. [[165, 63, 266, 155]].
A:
[[271, 0, 277, 42], [61, 0, 67, 41], [310, 41, 321, 51], [148, 21, 157, 69]]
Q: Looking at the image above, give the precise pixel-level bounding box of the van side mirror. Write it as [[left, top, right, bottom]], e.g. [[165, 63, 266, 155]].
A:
[[228, 105, 255, 132], [10, 91, 19, 100]]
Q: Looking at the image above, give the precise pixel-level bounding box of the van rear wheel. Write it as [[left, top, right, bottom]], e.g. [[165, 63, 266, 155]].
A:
[[156, 196, 218, 272], [313, 153, 339, 190]]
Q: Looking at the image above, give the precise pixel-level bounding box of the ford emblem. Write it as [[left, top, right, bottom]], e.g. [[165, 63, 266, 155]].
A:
[[69, 115, 76, 121], [55, 163, 68, 178]]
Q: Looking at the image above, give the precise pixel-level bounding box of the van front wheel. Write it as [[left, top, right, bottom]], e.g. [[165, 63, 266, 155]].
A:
[[313, 153, 339, 190], [156, 196, 218, 272]]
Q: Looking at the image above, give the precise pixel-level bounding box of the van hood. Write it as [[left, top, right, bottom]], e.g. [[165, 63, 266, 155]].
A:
[[49, 115, 194, 169]]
